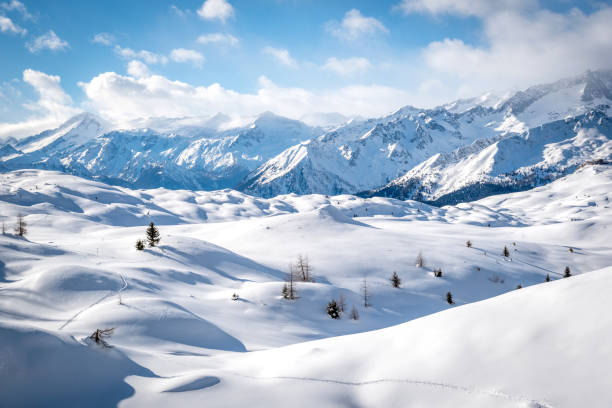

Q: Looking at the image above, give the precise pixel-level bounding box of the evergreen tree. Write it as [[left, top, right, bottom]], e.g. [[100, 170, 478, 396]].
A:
[[466, 240, 472, 248], [446, 291, 454, 305], [564, 266, 571, 278], [135, 239, 145, 250], [146, 222, 160, 247], [433, 267, 443, 278], [390, 271, 401, 288], [545, 274, 550, 282], [327, 300, 340, 319], [283, 265, 297, 299], [232, 293, 239, 301], [281, 283, 289, 299], [516, 284, 522, 289], [503, 246, 510, 257], [361, 277, 370, 307]]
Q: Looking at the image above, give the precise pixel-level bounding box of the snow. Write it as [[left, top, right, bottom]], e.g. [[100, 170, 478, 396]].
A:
[[0, 167, 611, 406]]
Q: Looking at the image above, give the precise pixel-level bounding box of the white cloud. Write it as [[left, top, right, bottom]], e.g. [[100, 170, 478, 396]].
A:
[[0, 69, 79, 139], [92, 32, 115, 46], [127, 60, 151, 78], [26, 30, 69, 53], [421, 7, 612, 91], [263, 47, 297, 68], [77, 70, 410, 124], [0, 15, 25, 35], [1, 0, 33, 20], [197, 0, 234, 23], [322, 57, 372, 76], [197, 32, 238, 46], [114, 45, 168, 65], [169, 48, 205, 67], [395, 0, 535, 17], [327, 9, 388, 41]]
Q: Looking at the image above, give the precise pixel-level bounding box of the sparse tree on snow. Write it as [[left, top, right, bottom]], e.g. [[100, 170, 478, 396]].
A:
[[350, 305, 359, 320], [390, 271, 401, 288], [146, 222, 160, 247], [466, 240, 472, 248], [446, 291, 454, 305], [503, 246, 510, 258], [283, 264, 297, 299], [569, 247, 574, 253], [545, 274, 550, 282], [90, 328, 114, 348], [295, 254, 314, 282], [327, 300, 340, 319], [361, 277, 370, 307], [433, 267, 443, 278], [232, 293, 239, 301], [135, 239, 145, 250], [416, 251, 425, 268], [338, 293, 346, 313], [516, 284, 522, 289], [564, 266, 571, 278], [15, 213, 26, 237]]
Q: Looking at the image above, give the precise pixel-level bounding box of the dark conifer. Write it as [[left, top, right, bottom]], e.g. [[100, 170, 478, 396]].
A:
[[146, 222, 160, 247]]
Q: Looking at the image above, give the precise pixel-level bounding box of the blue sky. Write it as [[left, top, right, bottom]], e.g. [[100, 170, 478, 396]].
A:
[[1, 0, 611, 137]]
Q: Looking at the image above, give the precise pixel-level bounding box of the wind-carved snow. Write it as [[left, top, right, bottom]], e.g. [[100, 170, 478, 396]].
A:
[[0, 166, 610, 406]]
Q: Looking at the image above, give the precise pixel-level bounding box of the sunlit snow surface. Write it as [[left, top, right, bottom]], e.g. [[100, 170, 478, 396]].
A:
[[0, 166, 611, 407]]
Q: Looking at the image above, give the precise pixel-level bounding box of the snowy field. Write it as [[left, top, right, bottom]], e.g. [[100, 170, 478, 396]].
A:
[[1, 165, 611, 407]]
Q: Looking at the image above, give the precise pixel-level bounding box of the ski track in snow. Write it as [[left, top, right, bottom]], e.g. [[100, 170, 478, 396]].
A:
[[223, 371, 555, 407]]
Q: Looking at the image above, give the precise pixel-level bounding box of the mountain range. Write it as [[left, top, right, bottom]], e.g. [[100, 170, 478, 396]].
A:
[[1, 69, 611, 204]]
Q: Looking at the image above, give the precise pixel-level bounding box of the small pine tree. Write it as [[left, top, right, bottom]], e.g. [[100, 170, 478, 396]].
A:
[[466, 240, 472, 248], [433, 267, 442, 278], [545, 274, 550, 282], [568, 247, 574, 253], [231, 293, 239, 301], [361, 277, 370, 307], [135, 239, 145, 250], [516, 284, 522, 289], [1, 220, 5, 234], [350, 305, 359, 320], [281, 283, 289, 299], [503, 246, 510, 257], [564, 266, 571, 278], [390, 271, 401, 288], [146, 222, 160, 247], [327, 300, 340, 319], [415, 251, 425, 268], [446, 291, 454, 305], [15, 213, 27, 237], [283, 264, 297, 299]]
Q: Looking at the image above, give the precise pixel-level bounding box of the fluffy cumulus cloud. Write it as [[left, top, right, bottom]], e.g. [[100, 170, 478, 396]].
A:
[[26, 30, 69, 53], [327, 9, 388, 41], [197, 0, 234, 23], [197, 32, 238, 46], [169, 48, 205, 67], [92, 32, 115, 46], [114, 45, 168, 65], [420, 6, 612, 91], [322, 57, 372, 76], [0, 15, 25, 35], [395, 0, 535, 17], [263, 47, 297, 68], [0, 69, 79, 139], [77, 70, 410, 124], [126, 60, 151, 79], [1, 0, 33, 19]]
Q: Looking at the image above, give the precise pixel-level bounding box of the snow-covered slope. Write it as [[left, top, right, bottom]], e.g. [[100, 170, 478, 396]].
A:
[[0, 112, 322, 190], [369, 109, 612, 204], [243, 69, 612, 198], [0, 167, 610, 406]]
